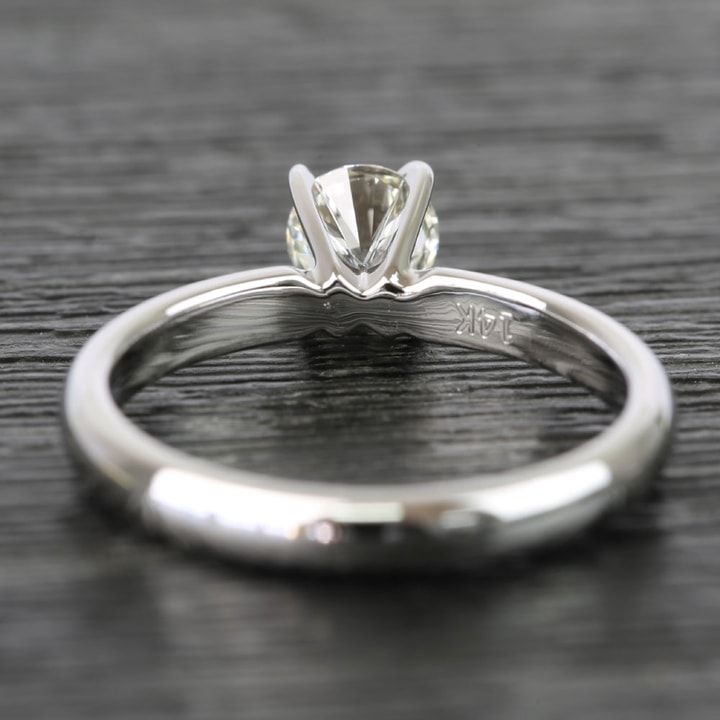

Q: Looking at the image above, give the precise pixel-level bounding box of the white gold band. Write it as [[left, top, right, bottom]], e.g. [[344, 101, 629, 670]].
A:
[[63, 265, 673, 570]]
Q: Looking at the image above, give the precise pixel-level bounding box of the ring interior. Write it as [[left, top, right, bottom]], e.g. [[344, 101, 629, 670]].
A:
[[111, 287, 627, 407]]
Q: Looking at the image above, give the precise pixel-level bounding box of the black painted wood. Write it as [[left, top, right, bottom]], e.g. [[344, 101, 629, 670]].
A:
[[2, 0, 720, 717]]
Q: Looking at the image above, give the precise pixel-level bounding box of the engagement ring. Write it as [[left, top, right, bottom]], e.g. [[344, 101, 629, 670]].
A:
[[64, 162, 674, 570]]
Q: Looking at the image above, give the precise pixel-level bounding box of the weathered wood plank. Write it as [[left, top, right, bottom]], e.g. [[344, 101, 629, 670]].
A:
[[2, 0, 720, 718]]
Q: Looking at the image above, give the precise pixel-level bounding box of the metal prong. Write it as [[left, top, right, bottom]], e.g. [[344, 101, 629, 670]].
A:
[[288, 164, 361, 291], [288, 164, 336, 284], [367, 160, 434, 290]]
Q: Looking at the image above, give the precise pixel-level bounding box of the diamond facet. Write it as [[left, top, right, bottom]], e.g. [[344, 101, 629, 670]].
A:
[[286, 164, 438, 273]]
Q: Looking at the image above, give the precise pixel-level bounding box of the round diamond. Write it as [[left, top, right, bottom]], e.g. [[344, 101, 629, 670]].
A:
[[286, 164, 438, 273]]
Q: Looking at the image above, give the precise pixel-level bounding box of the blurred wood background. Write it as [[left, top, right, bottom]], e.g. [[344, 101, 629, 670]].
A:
[[2, 0, 719, 717]]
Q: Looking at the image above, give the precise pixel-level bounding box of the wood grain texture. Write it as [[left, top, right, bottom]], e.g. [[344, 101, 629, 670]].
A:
[[2, 0, 720, 717]]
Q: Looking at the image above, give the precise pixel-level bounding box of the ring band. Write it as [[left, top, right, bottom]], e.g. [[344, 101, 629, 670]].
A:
[[64, 162, 674, 570]]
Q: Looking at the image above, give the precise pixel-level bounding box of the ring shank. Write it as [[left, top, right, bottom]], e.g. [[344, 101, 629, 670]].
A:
[[64, 266, 672, 570], [112, 282, 625, 405]]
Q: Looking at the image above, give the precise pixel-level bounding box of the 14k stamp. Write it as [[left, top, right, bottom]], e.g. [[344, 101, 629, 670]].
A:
[[454, 303, 513, 344]]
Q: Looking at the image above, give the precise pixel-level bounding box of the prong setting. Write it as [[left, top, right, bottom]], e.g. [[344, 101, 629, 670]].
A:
[[286, 162, 438, 296]]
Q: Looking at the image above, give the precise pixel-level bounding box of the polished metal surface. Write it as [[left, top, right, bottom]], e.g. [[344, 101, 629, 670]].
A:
[[63, 162, 674, 570]]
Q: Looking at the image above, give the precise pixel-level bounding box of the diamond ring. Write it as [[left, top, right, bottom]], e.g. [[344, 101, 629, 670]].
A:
[[64, 161, 674, 570]]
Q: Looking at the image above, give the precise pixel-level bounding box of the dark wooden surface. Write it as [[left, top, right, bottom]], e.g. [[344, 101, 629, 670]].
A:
[[2, 0, 720, 717]]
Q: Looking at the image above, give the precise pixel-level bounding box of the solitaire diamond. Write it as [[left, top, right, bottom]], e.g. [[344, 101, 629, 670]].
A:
[[286, 164, 438, 273]]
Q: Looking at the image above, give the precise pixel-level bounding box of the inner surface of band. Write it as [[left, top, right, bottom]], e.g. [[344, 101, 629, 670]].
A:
[[111, 287, 626, 406]]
